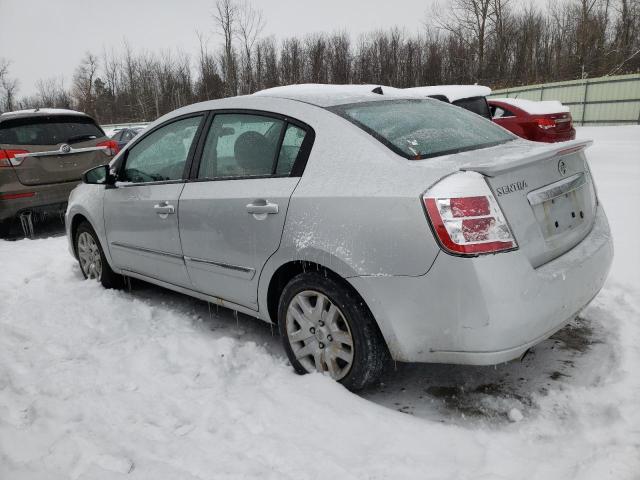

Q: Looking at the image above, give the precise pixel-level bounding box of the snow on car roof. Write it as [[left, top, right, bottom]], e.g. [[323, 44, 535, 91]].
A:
[[404, 85, 492, 102], [491, 98, 570, 114], [0, 108, 88, 119], [254, 83, 420, 107]]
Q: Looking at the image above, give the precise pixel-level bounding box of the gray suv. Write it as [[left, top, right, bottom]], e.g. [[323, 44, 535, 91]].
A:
[[0, 108, 118, 236], [66, 85, 613, 390]]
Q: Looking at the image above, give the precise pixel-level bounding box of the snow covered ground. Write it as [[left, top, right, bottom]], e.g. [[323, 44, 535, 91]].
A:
[[1, 126, 639, 479]]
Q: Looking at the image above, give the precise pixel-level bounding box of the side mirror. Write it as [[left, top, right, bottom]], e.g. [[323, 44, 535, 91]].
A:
[[82, 164, 116, 186]]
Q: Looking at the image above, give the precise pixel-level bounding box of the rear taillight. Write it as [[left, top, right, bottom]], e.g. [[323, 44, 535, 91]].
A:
[[423, 172, 517, 255], [96, 140, 120, 156], [0, 149, 29, 167], [536, 117, 556, 130], [0, 191, 36, 200]]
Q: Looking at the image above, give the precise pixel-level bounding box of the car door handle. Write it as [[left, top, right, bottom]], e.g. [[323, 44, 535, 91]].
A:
[[154, 202, 175, 215], [246, 200, 279, 215]]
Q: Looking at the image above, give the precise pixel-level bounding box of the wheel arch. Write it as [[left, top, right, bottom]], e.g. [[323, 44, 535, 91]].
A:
[[69, 213, 91, 257], [263, 259, 395, 357]]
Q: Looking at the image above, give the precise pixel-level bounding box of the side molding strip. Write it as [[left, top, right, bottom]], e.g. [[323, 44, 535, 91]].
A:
[[111, 242, 256, 278], [184, 255, 256, 279], [110, 242, 184, 259]]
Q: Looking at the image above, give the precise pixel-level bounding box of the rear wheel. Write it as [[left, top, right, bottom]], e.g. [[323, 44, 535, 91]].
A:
[[278, 272, 389, 391], [75, 222, 122, 289]]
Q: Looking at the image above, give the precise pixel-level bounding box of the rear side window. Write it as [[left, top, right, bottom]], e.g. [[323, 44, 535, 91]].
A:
[[330, 99, 514, 160], [491, 106, 516, 118], [276, 124, 307, 175], [0, 115, 104, 146], [452, 96, 492, 119]]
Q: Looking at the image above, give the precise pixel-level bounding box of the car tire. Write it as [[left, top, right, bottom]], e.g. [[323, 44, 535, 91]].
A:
[[74, 221, 122, 289], [278, 272, 389, 391]]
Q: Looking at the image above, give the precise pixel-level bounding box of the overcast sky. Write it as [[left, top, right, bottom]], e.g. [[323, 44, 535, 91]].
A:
[[0, 0, 435, 96]]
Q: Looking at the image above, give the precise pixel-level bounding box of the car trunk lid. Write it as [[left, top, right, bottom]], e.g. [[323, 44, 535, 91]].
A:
[[0, 113, 112, 186], [547, 112, 573, 132], [458, 139, 597, 267], [4, 140, 112, 186], [534, 112, 573, 133]]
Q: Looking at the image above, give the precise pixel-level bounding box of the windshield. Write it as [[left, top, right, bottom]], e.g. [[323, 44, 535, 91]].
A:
[[330, 99, 514, 159], [0, 115, 105, 146]]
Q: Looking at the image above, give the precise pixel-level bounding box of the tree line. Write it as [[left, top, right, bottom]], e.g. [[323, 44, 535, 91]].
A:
[[1, 0, 639, 123]]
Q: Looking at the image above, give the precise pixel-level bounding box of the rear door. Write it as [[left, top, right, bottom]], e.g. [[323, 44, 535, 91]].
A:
[[104, 114, 205, 287], [179, 111, 313, 309], [0, 114, 112, 185]]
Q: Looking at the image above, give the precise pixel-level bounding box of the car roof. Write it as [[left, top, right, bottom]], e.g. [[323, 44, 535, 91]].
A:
[[0, 108, 90, 123], [404, 85, 492, 102], [253, 83, 424, 107]]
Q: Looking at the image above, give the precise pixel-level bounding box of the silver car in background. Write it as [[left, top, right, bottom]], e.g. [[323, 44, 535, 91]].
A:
[[66, 85, 613, 390]]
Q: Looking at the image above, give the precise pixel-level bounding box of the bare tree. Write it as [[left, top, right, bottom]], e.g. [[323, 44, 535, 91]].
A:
[[72, 52, 99, 116], [236, 1, 264, 93], [434, 0, 493, 80], [305, 34, 328, 83], [213, 0, 239, 95], [0, 58, 17, 112], [15, 0, 638, 123], [195, 31, 225, 100], [328, 32, 351, 83]]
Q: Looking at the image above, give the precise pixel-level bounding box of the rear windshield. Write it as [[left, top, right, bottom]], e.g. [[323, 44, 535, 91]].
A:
[[452, 96, 492, 119], [0, 115, 104, 146], [330, 99, 513, 160]]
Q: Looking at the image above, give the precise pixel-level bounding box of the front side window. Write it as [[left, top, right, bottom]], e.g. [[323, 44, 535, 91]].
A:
[[330, 99, 514, 160], [198, 113, 285, 179], [122, 115, 202, 183]]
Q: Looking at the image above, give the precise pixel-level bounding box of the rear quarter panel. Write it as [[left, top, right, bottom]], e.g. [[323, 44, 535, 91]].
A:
[[256, 102, 455, 320]]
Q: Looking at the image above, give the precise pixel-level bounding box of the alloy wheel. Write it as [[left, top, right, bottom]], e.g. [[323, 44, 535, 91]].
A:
[[286, 290, 354, 380], [77, 231, 102, 280]]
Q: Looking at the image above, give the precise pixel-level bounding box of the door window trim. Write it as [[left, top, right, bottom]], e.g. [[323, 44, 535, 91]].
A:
[[187, 108, 315, 183], [114, 112, 209, 187]]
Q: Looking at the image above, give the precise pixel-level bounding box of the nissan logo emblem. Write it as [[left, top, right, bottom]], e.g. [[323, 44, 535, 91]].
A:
[[558, 159, 567, 176], [60, 143, 71, 154]]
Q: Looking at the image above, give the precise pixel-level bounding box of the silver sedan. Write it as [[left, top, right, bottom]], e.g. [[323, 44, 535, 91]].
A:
[[66, 85, 613, 391]]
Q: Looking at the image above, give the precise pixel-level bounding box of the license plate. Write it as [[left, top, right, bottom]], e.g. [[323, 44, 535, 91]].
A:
[[539, 187, 586, 238]]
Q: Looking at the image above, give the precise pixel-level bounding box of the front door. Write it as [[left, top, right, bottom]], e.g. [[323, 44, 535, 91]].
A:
[[179, 112, 312, 308], [104, 114, 204, 287]]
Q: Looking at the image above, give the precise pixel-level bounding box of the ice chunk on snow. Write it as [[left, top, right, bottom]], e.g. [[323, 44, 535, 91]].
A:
[[508, 408, 524, 422]]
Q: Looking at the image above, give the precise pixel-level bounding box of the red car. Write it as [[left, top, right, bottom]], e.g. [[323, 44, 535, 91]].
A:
[[488, 98, 576, 143]]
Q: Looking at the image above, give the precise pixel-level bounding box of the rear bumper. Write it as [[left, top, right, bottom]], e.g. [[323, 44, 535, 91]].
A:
[[0, 180, 78, 223], [348, 204, 613, 364]]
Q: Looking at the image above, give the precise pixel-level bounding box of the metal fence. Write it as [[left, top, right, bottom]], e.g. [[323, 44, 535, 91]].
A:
[[489, 73, 640, 126]]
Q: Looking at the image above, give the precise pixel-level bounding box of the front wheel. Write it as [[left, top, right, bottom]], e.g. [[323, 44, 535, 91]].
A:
[[278, 272, 389, 391], [74, 221, 122, 289]]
